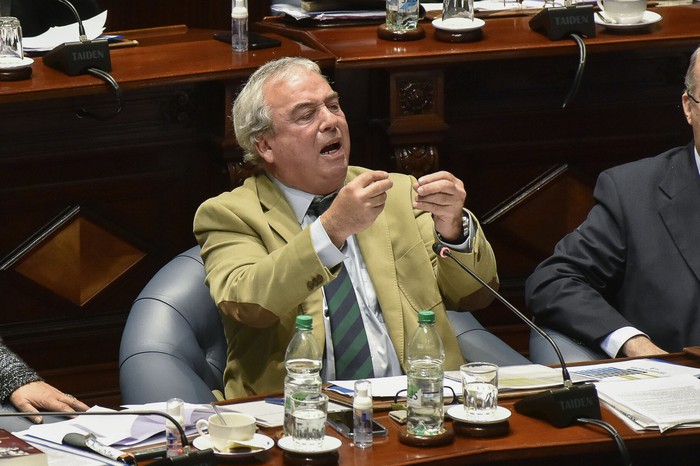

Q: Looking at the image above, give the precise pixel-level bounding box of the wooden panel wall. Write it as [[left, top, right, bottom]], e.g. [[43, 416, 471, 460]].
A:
[[0, 81, 232, 408], [98, 0, 271, 32]]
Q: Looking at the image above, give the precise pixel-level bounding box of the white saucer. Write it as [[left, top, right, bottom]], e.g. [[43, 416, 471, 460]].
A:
[[192, 433, 274, 457], [594, 10, 661, 29], [432, 17, 485, 32], [0, 57, 34, 70], [447, 405, 512, 424], [277, 435, 342, 455]]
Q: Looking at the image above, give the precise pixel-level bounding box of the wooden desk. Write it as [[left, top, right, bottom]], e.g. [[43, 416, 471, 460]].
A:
[[260, 6, 699, 350], [213, 351, 700, 465], [0, 27, 333, 407]]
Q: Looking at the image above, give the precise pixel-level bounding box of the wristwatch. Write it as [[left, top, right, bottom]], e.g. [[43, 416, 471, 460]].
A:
[[437, 209, 472, 245]]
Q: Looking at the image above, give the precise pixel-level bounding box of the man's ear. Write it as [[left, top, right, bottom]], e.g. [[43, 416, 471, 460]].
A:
[[682, 93, 695, 125], [254, 135, 274, 164]]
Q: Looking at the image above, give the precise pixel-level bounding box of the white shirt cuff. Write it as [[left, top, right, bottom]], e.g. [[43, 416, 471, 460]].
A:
[[310, 218, 345, 268], [600, 326, 647, 358]]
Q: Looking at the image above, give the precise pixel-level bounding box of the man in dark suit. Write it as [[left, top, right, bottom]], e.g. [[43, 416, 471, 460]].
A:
[[0, 0, 100, 37], [526, 45, 700, 359]]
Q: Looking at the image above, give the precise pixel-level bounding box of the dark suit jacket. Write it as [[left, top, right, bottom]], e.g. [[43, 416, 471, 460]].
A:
[[6, 0, 100, 37], [526, 143, 700, 353]]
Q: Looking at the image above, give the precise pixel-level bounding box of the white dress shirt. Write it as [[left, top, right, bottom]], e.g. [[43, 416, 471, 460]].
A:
[[270, 175, 473, 380]]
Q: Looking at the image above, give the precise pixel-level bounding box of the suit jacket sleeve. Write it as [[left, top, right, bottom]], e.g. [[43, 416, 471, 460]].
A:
[[433, 214, 499, 311], [525, 170, 634, 348], [194, 178, 335, 328]]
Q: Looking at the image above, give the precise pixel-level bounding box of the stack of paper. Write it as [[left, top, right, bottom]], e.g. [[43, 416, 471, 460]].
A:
[[568, 358, 700, 382], [596, 374, 700, 432]]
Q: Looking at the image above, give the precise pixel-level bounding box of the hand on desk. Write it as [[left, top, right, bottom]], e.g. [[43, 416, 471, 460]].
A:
[[621, 335, 668, 358], [10, 381, 89, 423]]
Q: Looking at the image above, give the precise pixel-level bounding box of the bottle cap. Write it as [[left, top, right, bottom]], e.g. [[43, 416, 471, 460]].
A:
[[354, 379, 372, 409], [296, 315, 313, 331], [417, 310, 435, 324], [232, 0, 248, 18], [166, 397, 184, 425]]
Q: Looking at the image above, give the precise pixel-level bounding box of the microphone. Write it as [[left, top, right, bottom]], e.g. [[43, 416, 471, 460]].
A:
[[42, 0, 111, 76], [63, 432, 137, 464], [0, 410, 216, 465], [432, 242, 601, 428]]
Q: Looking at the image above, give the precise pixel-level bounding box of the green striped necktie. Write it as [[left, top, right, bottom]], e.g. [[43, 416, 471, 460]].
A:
[[307, 195, 375, 380]]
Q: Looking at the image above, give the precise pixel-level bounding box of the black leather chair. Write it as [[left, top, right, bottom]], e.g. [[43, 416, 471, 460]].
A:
[[119, 246, 530, 405]]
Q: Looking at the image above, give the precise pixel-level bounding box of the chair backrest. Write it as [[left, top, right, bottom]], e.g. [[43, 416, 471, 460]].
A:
[[528, 327, 606, 365], [447, 311, 531, 366], [119, 246, 227, 404]]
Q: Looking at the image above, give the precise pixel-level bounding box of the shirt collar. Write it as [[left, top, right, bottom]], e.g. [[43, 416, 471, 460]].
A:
[[267, 175, 326, 224], [695, 145, 700, 176]]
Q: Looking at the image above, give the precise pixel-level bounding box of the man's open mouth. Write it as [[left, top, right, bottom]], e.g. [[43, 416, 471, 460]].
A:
[[321, 142, 341, 155]]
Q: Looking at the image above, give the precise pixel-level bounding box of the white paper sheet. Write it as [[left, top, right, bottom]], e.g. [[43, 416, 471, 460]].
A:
[[20, 403, 214, 449], [596, 374, 700, 432], [569, 358, 700, 383], [329, 374, 463, 398], [23, 11, 108, 52]]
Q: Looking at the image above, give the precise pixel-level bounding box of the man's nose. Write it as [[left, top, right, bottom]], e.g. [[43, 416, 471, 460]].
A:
[[319, 107, 338, 131]]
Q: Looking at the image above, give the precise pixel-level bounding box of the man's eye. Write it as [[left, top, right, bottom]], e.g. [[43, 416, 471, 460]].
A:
[[328, 103, 341, 112]]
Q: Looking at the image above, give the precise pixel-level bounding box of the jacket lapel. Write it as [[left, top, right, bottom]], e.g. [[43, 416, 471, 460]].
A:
[[256, 175, 303, 243], [658, 144, 700, 283], [356, 205, 405, 363]]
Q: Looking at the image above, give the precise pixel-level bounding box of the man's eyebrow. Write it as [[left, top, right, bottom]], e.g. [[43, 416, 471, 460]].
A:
[[289, 92, 340, 116]]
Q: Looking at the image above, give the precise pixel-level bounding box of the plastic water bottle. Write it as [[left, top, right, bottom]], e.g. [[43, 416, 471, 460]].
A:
[[165, 398, 184, 457], [283, 315, 323, 437], [353, 379, 373, 448], [231, 0, 248, 52], [406, 310, 446, 436]]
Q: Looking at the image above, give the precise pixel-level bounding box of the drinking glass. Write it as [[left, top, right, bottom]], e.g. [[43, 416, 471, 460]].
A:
[[0, 17, 23, 67], [291, 393, 328, 449], [461, 362, 499, 418]]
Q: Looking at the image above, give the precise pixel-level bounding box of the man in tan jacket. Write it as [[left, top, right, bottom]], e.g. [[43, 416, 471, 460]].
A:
[[194, 57, 499, 399]]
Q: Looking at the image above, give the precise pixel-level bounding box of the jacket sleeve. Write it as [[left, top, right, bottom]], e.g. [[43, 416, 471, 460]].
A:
[[194, 193, 331, 328], [525, 170, 632, 348], [0, 339, 42, 402], [432, 212, 500, 311]]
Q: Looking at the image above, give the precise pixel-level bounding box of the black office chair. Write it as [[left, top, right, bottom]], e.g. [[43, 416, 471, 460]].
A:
[[119, 246, 530, 404]]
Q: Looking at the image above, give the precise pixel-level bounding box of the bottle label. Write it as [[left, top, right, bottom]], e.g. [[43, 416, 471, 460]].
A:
[[407, 385, 442, 408]]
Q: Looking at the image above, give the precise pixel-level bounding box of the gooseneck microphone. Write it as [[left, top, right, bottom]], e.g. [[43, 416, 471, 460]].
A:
[[0, 410, 216, 465], [42, 0, 122, 119], [433, 242, 601, 428], [56, 0, 88, 41], [42, 0, 112, 76]]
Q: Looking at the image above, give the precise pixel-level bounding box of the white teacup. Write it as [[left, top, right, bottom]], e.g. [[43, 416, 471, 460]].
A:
[[195, 413, 257, 453], [597, 0, 646, 24]]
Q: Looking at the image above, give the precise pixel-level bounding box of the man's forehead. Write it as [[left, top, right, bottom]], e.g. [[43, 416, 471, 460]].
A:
[[265, 76, 337, 110]]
